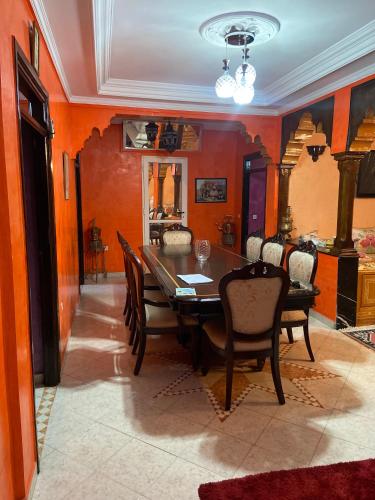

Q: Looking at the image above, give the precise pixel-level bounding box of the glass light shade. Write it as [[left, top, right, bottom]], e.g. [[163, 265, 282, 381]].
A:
[[215, 71, 236, 98], [233, 84, 255, 105], [235, 63, 256, 86]]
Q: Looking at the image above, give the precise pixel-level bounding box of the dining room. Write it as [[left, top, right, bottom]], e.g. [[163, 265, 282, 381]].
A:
[[1, 1, 375, 499]]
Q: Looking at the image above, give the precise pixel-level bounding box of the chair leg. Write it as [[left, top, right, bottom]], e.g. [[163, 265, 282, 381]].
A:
[[131, 327, 139, 355], [128, 309, 136, 345], [225, 356, 234, 411], [123, 292, 130, 318], [134, 330, 147, 375], [270, 354, 285, 405], [125, 304, 132, 327], [256, 357, 266, 371], [286, 327, 294, 344], [303, 322, 315, 362]]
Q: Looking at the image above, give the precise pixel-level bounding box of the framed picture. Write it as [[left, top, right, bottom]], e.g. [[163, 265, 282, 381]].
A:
[[63, 152, 69, 200], [195, 178, 227, 203], [29, 21, 40, 74]]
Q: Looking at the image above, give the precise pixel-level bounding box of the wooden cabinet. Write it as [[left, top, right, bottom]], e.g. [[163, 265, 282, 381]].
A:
[[357, 268, 375, 326]]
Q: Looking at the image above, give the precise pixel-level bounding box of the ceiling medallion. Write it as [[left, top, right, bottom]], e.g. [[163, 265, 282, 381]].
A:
[[200, 12, 280, 106], [199, 11, 280, 48]]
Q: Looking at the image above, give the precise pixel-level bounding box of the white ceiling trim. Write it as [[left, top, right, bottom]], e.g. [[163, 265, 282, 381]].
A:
[[69, 94, 279, 116], [263, 19, 375, 104], [30, 0, 72, 99], [92, 0, 114, 90], [100, 77, 267, 105], [93, 0, 375, 109], [278, 61, 375, 114]]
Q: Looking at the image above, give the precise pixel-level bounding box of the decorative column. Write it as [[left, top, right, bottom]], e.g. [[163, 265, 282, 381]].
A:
[[277, 164, 294, 233], [172, 164, 182, 215], [333, 151, 366, 252], [157, 164, 167, 212]]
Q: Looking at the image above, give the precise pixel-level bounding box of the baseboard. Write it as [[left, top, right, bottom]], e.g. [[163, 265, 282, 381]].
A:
[[310, 310, 336, 329], [25, 464, 38, 499]]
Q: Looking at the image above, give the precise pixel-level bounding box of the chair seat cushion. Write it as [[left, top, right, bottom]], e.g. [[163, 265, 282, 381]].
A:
[[281, 310, 307, 323], [144, 304, 198, 329], [203, 317, 272, 352]]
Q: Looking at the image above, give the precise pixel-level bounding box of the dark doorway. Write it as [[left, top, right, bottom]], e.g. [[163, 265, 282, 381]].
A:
[[75, 154, 85, 286], [14, 40, 60, 388], [241, 153, 267, 255]]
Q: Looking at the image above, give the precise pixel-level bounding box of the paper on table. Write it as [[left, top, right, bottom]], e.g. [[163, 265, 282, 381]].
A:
[[177, 274, 213, 285], [175, 288, 196, 296]]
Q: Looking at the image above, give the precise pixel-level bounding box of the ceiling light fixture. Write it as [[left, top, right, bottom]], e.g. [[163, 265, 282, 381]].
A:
[[200, 12, 280, 106]]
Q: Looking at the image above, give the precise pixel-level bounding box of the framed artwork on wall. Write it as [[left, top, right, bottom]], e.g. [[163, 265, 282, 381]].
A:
[[195, 178, 227, 203], [63, 152, 69, 200], [29, 21, 40, 74]]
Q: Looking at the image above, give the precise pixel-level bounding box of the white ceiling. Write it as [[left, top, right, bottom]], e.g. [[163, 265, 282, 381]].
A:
[[32, 0, 375, 115]]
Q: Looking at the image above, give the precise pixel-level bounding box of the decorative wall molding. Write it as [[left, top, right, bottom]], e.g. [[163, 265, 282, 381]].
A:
[[350, 109, 375, 151], [278, 62, 375, 114], [31, 0, 375, 116], [92, 0, 114, 90], [263, 20, 375, 104], [69, 94, 279, 116], [30, 0, 72, 99]]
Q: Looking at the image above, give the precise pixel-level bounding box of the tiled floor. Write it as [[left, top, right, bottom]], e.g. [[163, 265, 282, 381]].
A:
[[33, 277, 375, 499]]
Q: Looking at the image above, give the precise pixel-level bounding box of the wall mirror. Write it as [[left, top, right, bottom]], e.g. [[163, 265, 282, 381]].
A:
[[123, 120, 201, 151]]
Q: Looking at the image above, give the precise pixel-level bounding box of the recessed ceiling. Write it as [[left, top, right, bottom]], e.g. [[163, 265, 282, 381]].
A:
[[32, 0, 375, 115]]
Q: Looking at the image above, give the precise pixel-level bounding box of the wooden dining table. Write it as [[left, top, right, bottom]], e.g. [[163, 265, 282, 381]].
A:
[[140, 244, 320, 319]]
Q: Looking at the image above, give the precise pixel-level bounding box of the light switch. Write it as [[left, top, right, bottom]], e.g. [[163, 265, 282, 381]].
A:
[[252, 214, 258, 220]]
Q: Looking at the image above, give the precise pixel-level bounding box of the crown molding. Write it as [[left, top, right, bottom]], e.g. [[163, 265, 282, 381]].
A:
[[278, 61, 375, 114], [100, 77, 267, 106], [30, 0, 72, 99], [263, 19, 375, 104], [69, 94, 279, 116], [92, 0, 114, 90]]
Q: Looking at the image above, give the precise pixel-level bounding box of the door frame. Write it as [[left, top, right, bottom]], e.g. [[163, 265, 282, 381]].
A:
[[141, 156, 188, 244], [75, 154, 85, 287], [241, 152, 267, 255], [14, 39, 61, 387]]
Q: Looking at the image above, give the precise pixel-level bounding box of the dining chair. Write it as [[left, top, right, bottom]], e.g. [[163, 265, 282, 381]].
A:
[[246, 231, 263, 262], [260, 233, 286, 267], [201, 261, 290, 411], [116, 231, 161, 344], [160, 223, 194, 246], [126, 249, 198, 375], [281, 240, 318, 361]]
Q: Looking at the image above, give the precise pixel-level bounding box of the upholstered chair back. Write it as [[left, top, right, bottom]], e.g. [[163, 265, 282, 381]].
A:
[[219, 261, 289, 347], [127, 250, 145, 325], [260, 234, 285, 267], [287, 241, 318, 285], [161, 224, 193, 246], [246, 235, 263, 262]]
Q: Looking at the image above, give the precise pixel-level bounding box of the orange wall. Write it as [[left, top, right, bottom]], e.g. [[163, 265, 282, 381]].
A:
[[80, 125, 265, 272], [0, 0, 79, 497]]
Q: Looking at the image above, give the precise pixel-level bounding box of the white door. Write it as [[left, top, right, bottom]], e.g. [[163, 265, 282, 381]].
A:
[[142, 156, 188, 245]]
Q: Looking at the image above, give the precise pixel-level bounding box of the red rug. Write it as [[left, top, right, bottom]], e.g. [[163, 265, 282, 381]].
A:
[[198, 458, 375, 500]]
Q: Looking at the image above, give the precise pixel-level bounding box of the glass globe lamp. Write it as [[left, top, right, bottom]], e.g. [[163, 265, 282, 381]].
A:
[[235, 63, 256, 86], [233, 84, 255, 105], [215, 71, 236, 98]]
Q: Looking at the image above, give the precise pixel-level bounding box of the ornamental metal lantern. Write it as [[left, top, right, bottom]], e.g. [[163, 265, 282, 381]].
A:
[[145, 121, 159, 143], [159, 121, 178, 153]]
